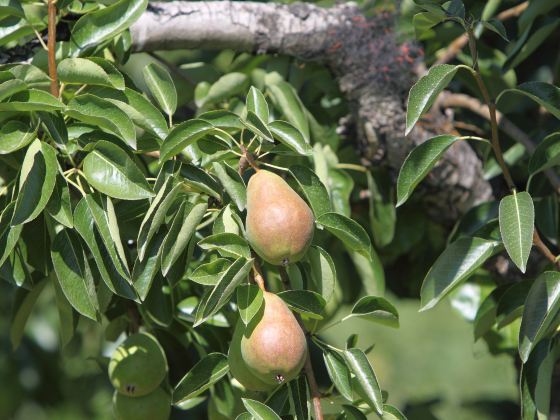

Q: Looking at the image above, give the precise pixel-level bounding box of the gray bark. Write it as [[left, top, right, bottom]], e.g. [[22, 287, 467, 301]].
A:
[[131, 1, 492, 221]]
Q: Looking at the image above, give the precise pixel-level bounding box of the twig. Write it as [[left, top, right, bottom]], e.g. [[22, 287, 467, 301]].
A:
[[533, 231, 560, 270], [438, 91, 560, 193], [466, 30, 515, 190], [279, 267, 323, 420], [435, 1, 529, 65], [127, 303, 141, 334], [47, 0, 58, 97], [239, 144, 259, 173], [463, 28, 560, 273]]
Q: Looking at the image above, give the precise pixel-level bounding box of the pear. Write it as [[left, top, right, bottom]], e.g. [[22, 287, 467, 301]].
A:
[[109, 332, 168, 397], [229, 319, 275, 392], [240, 291, 307, 385], [246, 170, 314, 265], [113, 387, 171, 420]]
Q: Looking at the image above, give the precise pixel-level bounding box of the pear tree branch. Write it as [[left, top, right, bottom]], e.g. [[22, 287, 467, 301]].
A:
[[47, 0, 58, 97]]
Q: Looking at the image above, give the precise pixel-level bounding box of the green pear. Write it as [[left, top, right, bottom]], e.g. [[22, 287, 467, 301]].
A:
[[113, 387, 171, 420], [109, 332, 168, 397], [240, 291, 307, 385], [229, 319, 275, 392], [246, 170, 314, 265]]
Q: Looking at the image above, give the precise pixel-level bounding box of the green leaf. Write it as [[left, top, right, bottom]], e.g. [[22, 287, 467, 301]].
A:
[[343, 348, 383, 415], [0, 89, 64, 112], [242, 398, 281, 420], [46, 172, 74, 228], [180, 163, 221, 199], [143, 274, 173, 327], [12, 140, 57, 225], [278, 290, 326, 319], [143, 62, 177, 117], [269, 121, 312, 156], [406, 65, 466, 135], [71, 0, 148, 52], [213, 204, 243, 235], [51, 229, 99, 321], [498, 82, 560, 120], [0, 119, 37, 154], [288, 376, 309, 420], [161, 201, 207, 275], [246, 86, 269, 123], [173, 353, 229, 404], [242, 111, 274, 142], [0, 203, 23, 268], [0, 0, 25, 19], [237, 283, 264, 326], [65, 94, 136, 149], [289, 165, 332, 217], [316, 212, 372, 259], [212, 162, 247, 211], [482, 18, 509, 41], [199, 110, 244, 130], [341, 405, 367, 420], [381, 405, 407, 420], [83, 194, 130, 278], [82, 141, 153, 200], [420, 237, 500, 311], [132, 230, 166, 300], [519, 272, 560, 363], [529, 132, 560, 174], [520, 339, 556, 420], [10, 279, 48, 350], [0, 78, 26, 101], [499, 191, 534, 273], [89, 87, 168, 140], [396, 135, 460, 206], [189, 258, 232, 286], [57, 57, 124, 89], [73, 198, 136, 300], [367, 170, 395, 248], [137, 178, 181, 261], [306, 246, 336, 303], [323, 349, 353, 401], [53, 276, 79, 347], [160, 119, 216, 162], [39, 112, 68, 146], [202, 72, 249, 106], [193, 257, 253, 327], [342, 296, 399, 328], [198, 233, 251, 260], [505, 19, 560, 70], [266, 79, 310, 141]]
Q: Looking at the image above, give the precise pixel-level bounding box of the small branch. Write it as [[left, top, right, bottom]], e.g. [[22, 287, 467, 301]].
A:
[[127, 303, 141, 334], [438, 92, 560, 193], [533, 231, 560, 270], [239, 145, 259, 173], [279, 267, 323, 420], [435, 1, 528, 65], [47, 0, 58, 97]]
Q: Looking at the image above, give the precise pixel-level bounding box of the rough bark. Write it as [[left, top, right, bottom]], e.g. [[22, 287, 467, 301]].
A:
[[130, 1, 493, 221]]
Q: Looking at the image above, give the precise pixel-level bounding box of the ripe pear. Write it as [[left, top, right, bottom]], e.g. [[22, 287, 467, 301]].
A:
[[109, 332, 168, 397], [246, 170, 314, 265], [113, 387, 171, 420], [229, 319, 275, 392], [240, 291, 307, 385]]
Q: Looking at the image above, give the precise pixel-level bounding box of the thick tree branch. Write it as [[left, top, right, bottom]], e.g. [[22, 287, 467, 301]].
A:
[[131, 1, 493, 221]]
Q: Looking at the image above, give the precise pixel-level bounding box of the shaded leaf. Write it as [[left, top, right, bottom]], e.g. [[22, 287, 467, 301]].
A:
[[289, 165, 331, 217], [316, 212, 372, 259], [173, 353, 229, 404], [342, 296, 399, 328], [143, 62, 177, 117], [237, 283, 264, 326], [212, 162, 247, 211], [242, 398, 281, 420], [278, 289, 326, 319], [396, 135, 460, 206]]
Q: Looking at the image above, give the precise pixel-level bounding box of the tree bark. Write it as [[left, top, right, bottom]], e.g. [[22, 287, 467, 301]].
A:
[[130, 1, 493, 222], [0, 2, 494, 221]]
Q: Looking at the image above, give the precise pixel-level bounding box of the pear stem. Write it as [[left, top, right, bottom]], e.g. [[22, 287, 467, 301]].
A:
[[251, 256, 267, 291], [279, 266, 324, 420], [239, 144, 259, 173]]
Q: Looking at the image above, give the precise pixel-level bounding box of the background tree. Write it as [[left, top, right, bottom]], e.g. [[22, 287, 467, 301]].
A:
[[1, 0, 560, 419]]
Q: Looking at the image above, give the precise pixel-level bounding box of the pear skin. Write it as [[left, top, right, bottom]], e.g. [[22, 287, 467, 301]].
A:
[[113, 387, 171, 420], [229, 319, 275, 392], [240, 291, 307, 385], [246, 170, 314, 265]]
